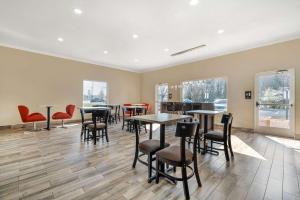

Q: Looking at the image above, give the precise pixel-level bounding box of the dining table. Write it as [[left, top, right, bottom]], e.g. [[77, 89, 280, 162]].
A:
[[79, 106, 111, 113], [131, 113, 191, 182]]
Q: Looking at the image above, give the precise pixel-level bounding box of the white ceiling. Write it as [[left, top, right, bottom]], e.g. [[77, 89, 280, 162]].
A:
[[1, 0, 300, 72]]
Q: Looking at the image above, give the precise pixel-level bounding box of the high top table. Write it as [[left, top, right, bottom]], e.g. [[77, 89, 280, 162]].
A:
[[131, 113, 191, 182], [186, 110, 223, 133], [40, 105, 54, 130]]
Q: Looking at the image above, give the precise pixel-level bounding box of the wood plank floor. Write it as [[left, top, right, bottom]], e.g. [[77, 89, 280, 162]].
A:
[[0, 123, 300, 200]]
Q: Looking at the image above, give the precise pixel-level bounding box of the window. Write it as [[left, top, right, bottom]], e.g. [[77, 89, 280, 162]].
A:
[[83, 80, 107, 106], [181, 77, 227, 111]]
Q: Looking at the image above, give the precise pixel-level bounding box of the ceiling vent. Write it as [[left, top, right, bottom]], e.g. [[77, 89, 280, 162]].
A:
[[171, 44, 206, 56]]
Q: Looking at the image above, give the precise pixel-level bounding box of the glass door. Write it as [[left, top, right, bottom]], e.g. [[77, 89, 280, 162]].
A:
[[155, 83, 168, 114], [255, 69, 295, 137]]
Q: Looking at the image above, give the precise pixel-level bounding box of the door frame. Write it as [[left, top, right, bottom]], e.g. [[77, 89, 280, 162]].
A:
[[254, 68, 295, 138]]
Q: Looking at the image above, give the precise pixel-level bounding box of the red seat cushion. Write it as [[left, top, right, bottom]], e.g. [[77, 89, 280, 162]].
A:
[[26, 113, 46, 122], [52, 112, 71, 120]]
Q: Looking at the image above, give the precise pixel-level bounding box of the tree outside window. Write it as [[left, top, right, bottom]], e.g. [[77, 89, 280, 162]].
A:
[[182, 78, 227, 111]]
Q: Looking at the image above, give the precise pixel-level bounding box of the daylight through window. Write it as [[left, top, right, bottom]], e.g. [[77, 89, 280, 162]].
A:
[[182, 77, 227, 111], [83, 80, 107, 106]]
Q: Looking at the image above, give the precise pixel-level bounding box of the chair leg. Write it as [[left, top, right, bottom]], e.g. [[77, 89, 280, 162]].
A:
[[33, 122, 37, 131], [122, 120, 125, 130], [197, 136, 201, 153], [105, 128, 109, 142], [203, 137, 207, 153], [228, 136, 234, 157], [193, 157, 202, 187], [144, 125, 147, 133], [155, 159, 160, 184], [224, 142, 230, 161], [132, 146, 138, 168], [93, 129, 96, 145], [181, 165, 190, 200], [147, 154, 152, 183]]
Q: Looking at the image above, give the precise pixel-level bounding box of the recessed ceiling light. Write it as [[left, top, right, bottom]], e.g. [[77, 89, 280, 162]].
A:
[[132, 34, 139, 39], [164, 48, 170, 52], [57, 37, 64, 42], [190, 0, 199, 6], [103, 50, 108, 54], [218, 29, 225, 34], [73, 8, 82, 15], [134, 58, 139, 62]]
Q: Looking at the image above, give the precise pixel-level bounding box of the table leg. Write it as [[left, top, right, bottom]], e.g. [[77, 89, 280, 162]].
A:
[[202, 114, 208, 155], [46, 107, 51, 130], [159, 124, 165, 173], [149, 123, 153, 139]]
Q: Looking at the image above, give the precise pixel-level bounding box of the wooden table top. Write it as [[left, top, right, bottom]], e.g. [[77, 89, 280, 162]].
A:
[[131, 113, 191, 124], [186, 110, 223, 115], [123, 105, 146, 109], [79, 106, 111, 110], [92, 104, 120, 107]]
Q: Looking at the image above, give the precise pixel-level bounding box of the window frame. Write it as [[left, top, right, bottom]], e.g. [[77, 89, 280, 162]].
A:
[[82, 80, 109, 106], [180, 76, 228, 110]]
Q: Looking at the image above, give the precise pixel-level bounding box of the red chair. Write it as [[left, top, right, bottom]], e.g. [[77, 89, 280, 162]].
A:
[[123, 103, 132, 116], [18, 105, 46, 131], [142, 103, 151, 113], [52, 104, 75, 128]]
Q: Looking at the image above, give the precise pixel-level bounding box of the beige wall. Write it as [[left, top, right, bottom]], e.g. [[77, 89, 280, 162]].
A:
[[0, 46, 141, 126], [141, 39, 300, 138]]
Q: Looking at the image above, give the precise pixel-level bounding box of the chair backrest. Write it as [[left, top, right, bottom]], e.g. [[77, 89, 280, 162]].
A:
[[66, 104, 75, 117], [175, 121, 198, 138], [92, 110, 109, 124], [141, 103, 151, 113], [221, 113, 233, 138], [136, 107, 147, 115], [18, 105, 29, 122], [175, 121, 200, 164], [122, 107, 134, 118]]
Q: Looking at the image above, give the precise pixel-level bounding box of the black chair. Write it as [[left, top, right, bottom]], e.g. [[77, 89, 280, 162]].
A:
[[132, 120, 170, 183], [79, 108, 93, 140], [122, 107, 135, 131], [136, 107, 149, 134], [108, 105, 118, 124], [87, 110, 109, 145], [204, 113, 234, 161], [155, 121, 202, 200]]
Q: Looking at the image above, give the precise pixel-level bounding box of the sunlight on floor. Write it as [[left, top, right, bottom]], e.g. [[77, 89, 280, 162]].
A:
[[232, 135, 266, 160], [266, 135, 300, 152]]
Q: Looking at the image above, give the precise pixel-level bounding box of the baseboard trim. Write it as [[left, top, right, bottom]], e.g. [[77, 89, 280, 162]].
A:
[[1, 119, 82, 130]]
